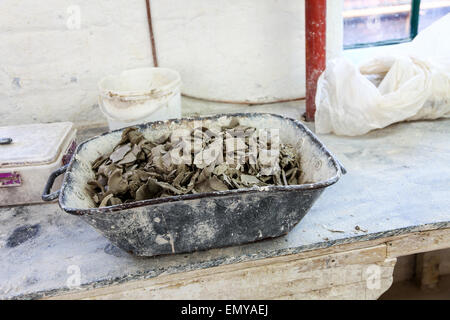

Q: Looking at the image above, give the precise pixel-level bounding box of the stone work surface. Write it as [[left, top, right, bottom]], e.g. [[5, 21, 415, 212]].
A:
[[0, 118, 449, 299]]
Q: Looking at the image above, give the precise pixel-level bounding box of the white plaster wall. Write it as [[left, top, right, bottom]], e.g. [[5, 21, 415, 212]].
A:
[[0, 0, 153, 127], [152, 0, 343, 103], [0, 0, 342, 127]]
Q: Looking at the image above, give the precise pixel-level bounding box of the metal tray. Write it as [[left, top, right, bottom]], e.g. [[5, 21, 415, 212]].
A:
[[42, 113, 346, 256]]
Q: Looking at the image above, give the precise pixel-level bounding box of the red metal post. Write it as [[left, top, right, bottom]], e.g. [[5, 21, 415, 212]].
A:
[[305, 0, 326, 122]]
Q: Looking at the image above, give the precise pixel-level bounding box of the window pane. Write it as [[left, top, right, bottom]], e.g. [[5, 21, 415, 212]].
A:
[[344, 0, 412, 47], [419, 0, 450, 32]]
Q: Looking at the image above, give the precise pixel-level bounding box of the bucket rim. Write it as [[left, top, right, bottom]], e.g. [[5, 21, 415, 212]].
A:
[[98, 67, 181, 99]]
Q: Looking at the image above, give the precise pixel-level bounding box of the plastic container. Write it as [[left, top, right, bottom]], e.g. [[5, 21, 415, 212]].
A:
[[0, 122, 76, 206], [98, 67, 181, 131]]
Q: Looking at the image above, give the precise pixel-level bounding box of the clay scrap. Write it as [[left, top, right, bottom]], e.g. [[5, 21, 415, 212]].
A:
[[87, 118, 303, 207]]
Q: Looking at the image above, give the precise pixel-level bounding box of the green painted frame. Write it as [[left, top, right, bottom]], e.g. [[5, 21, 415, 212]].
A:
[[344, 0, 421, 49]]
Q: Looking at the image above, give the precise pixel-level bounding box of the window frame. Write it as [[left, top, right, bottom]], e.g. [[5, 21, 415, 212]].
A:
[[344, 0, 421, 50]]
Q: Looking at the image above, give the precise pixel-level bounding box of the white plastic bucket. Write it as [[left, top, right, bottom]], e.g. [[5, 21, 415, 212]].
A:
[[98, 67, 181, 131]]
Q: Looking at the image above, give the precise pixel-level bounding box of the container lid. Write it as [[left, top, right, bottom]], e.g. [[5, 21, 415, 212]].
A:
[[0, 122, 74, 168]]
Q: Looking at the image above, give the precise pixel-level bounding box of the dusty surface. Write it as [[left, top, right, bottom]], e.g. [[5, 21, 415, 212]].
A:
[[0, 117, 449, 299]]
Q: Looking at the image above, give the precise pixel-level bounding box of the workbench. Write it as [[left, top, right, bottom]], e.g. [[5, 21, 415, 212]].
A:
[[1, 116, 449, 300]]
